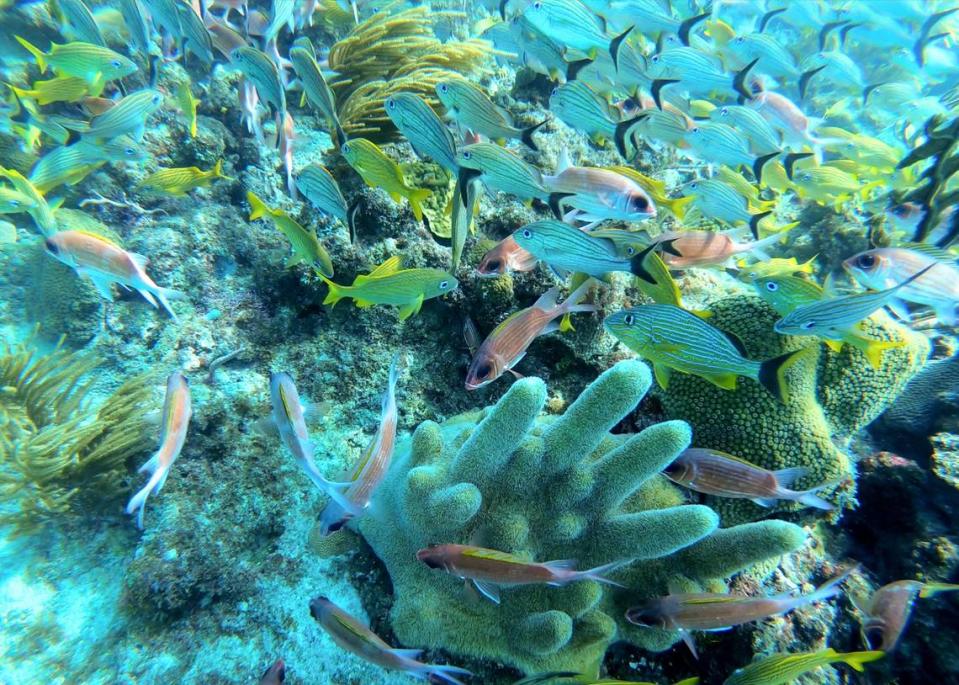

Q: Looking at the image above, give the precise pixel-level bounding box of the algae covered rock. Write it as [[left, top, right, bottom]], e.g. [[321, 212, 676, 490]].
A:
[[358, 360, 806, 674], [659, 296, 930, 523]]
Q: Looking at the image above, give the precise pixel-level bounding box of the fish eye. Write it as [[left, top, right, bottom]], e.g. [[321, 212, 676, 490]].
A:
[[44, 238, 58, 254], [439, 83, 448, 93], [477, 363, 493, 379], [720, 107, 729, 116], [533, 1, 542, 7], [651, 54, 659, 63], [856, 253, 877, 269], [632, 195, 649, 211], [111, 59, 122, 68], [462, 150, 472, 159], [522, 228, 532, 239], [326, 519, 345, 533], [800, 172, 811, 182], [484, 258, 501, 271], [386, 98, 395, 109], [152, 94, 162, 105], [8, 199, 18, 207], [764, 281, 778, 292], [691, 127, 700, 134], [735, 36, 744, 44], [626, 246, 636, 256], [439, 280, 450, 290], [125, 147, 135, 155], [550, 87, 559, 98], [624, 313, 635, 325], [801, 320, 816, 330], [689, 181, 697, 189]]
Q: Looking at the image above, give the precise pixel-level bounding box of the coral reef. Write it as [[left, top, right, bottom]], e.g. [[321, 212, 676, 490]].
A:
[[658, 296, 929, 523], [358, 360, 806, 673], [877, 353, 959, 437], [0, 334, 154, 536], [327, 6, 492, 140]]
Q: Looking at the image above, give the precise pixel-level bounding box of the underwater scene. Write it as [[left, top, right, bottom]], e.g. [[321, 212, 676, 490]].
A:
[[1, 0, 959, 683]]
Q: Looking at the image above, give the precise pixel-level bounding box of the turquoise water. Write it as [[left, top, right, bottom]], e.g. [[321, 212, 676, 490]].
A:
[[0, 1, 958, 683]]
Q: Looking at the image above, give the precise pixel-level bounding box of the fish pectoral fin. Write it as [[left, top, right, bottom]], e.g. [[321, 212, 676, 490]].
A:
[[651, 342, 683, 355], [285, 252, 306, 268], [389, 191, 403, 203], [823, 338, 844, 353], [389, 648, 423, 660], [703, 373, 738, 390], [397, 295, 424, 321], [750, 497, 778, 508], [471, 579, 502, 605], [85, 272, 116, 301], [653, 362, 672, 390], [680, 631, 699, 660], [353, 298, 375, 308], [251, 416, 279, 437]]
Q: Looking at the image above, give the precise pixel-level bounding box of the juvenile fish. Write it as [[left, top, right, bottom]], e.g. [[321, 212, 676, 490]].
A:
[[309, 596, 472, 684], [176, 81, 199, 138], [737, 256, 816, 280], [543, 154, 656, 224], [664, 448, 834, 510], [231, 46, 286, 120], [386, 92, 458, 173], [626, 570, 853, 654], [45, 230, 182, 319], [295, 164, 352, 233], [436, 79, 545, 151], [267, 373, 361, 516], [856, 579, 959, 651], [247, 191, 334, 277], [466, 279, 596, 390], [845, 247, 959, 325], [512, 219, 640, 278], [289, 46, 346, 147], [417, 543, 623, 604], [321, 255, 458, 321], [140, 160, 233, 196], [126, 372, 191, 529], [318, 357, 401, 535], [342, 138, 431, 222], [9, 76, 90, 106], [456, 142, 548, 202], [604, 304, 801, 400], [724, 648, 883, 685], [15, 37, 137, 96], [476, 235, 538, 277]]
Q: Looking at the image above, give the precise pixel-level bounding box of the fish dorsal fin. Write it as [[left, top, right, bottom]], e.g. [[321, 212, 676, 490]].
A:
[[462, 547, 527, 564], [128, 251, 149, 269], [902, 242, 957, 262], [556, 148, 571, 173], [359, 255, 404, 283], [75, 229, 121, 247], [682, 595, 746, 605], [723, 329, 749, 356]]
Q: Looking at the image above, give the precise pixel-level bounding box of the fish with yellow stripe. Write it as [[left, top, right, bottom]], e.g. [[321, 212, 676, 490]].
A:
[[14, 37, 137, 96], [416, 543, 625, 605], [321, 255, 457, 321], [341, 138, 431, 222], [140, 160, 233, 196], [724, 648, 884, 685], [7, 76, 91, 105], [247, 191, 334, 277]]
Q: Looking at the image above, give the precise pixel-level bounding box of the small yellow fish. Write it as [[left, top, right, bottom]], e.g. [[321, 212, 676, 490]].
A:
[[736, 255, 817, 279], [341, 138, 430, 222], [247, 191, 334, 277], [139, 160, 233, 196], [8, 76, 90, 105], [724, 648, 883, 685], [176, 80, 200, 138]]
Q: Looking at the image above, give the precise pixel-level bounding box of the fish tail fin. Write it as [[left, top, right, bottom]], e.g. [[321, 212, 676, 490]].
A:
[[798, 65, 827, 100], [565, 57, 593, 82], [609, 25, 632, 69], [757, 347, 806, 403], [547, 192, 573, 220], [733, 57, 759, 101], [614, 113, 648, 158], [333, 117, 348, 148], [153, 287, 183, 323], [15, 36, 47, 72], [246, 190, 270, 220], [321, 276, 345, 307], [808, 566, 857, 604], [783, 151, 814, 181], [629, 241, 660, 285], [407, 188, 430, 222], [521, 119, 547, 151], [794, 485, 836, 511], [752, 151, 780, 186], [125, 464, 166, 530], [678, 12, 708, 46], [651, 78, 679, 110], [413, 664, 474, 685], [837, 650, 885, 672], [663, 195, 694, 220], [919, 582, 959, 598], [212, 159, 230, 180], [580, 559, 628, 587], [748, 210, 773, 240], [384, 353, 402, 407], [557, 277, 596, 313]]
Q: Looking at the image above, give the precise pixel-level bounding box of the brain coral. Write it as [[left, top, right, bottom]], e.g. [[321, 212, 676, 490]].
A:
[[658, 296, 930, 523], [358, 360, 806, 674]]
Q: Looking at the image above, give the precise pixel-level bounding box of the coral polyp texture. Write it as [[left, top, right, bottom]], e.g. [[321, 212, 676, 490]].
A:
[[358, 360, 806, 673], [0, 334, 153, 536], [659, 296, 930, 523]]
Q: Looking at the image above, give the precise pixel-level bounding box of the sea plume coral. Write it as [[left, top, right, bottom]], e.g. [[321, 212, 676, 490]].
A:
[[0, 333, 153, 535], [357, 361, 806, 673], [327, 5, 491, 140]]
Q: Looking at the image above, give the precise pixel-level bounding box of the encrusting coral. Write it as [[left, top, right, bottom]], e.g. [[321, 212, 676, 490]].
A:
[[0, 334, 154, 536], [358, 360, 806, 674], [659, 296, 930, 523], [327, 5, 491, 140]]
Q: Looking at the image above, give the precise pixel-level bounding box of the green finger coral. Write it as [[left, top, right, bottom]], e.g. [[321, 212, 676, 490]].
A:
[[357, 360, 807, 674], [0, 333, 154, 536], [658, 295, 930, 524]]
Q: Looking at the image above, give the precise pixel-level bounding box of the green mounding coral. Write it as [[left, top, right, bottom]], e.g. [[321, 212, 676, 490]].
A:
[[0, 334, 153, 536], [658, 295, 930, 524], [357, 360, 807, 674], [327, 5, 491, 140]]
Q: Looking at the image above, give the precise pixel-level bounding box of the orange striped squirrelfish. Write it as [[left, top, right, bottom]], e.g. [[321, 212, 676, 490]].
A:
[[856, 579, 959, 651], [476, 235, 538, 277], [664, 448, 834, 511], [626, 569, 853, 657], [126, 372, 191, 529], [318, 356, 401, 535], [416, 543, 625, 604], [466, 279, 596, 390], [309, 596, 473, 684], [44, 230, 183, 321], [652, 229, 785, 269]]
